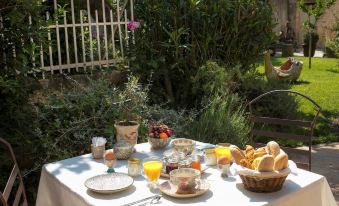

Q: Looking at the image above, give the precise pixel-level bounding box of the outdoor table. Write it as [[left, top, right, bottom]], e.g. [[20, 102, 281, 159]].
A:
[[36, 142, 337, 206]]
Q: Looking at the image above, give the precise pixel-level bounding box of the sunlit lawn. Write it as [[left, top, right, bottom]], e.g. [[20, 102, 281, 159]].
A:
[[256, 56, 339, 143]]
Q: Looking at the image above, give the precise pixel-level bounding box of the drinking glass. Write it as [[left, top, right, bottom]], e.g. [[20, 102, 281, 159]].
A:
[[215, 143, 231, 176], [143, 157, 163, 189], [215, 143, 231, 161]]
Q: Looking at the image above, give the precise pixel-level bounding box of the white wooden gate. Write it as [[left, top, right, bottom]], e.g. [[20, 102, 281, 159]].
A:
[[35, 0, 134, 78]]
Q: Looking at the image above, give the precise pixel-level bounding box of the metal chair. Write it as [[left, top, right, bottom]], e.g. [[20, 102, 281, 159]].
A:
[[0, 138, 28, 206], [248, 90, 321, 171]]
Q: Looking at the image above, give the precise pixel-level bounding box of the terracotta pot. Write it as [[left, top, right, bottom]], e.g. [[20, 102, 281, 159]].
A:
[[302, 44, 316, 57], [114, 121, 140, 147]]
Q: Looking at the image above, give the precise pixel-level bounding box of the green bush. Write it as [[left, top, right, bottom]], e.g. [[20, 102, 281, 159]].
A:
[[192, 61, 233, 106], [183, 61, 251, 146], [1, 75, 151, 203], [34, 75, 149, 160], [187, 93, 250, 147], [131, 0, 276, 107], [325, 19, 339, 56]]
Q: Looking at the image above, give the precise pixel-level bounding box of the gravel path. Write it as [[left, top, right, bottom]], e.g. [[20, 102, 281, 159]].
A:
[[296, 143, 339, 205]]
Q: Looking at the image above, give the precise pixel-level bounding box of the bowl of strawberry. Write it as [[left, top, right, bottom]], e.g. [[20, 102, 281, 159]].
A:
[[148, 123, 173, 149]]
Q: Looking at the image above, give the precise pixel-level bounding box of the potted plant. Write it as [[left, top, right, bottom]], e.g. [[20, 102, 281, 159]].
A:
[[302, 31, 319, 57], [114, 76, 148, 148], [114, 120, 140, 147]]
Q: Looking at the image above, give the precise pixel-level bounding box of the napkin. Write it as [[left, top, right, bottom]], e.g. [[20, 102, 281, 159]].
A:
[[231, 160, 298, 177], [92, 137, 107, 147]]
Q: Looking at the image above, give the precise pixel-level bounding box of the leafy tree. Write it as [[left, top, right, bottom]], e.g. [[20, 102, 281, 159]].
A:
[[298, 0, 337, 19], [298, 0, 337, 30]]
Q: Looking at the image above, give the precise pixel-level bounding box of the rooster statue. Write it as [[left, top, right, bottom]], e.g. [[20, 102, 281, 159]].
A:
[[264, 50, 303, 81]]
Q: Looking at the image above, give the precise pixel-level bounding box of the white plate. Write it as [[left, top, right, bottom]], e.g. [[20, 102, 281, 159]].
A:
[[159, 179, 210, 198], [84, 173, 134, 194]]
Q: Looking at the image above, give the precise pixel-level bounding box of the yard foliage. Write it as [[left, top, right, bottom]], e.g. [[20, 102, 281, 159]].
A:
[[131, 0, 276, 107]]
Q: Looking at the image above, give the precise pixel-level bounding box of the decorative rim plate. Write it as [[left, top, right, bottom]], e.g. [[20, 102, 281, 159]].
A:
[[84, 173, 134, 194], [160, 166, 209, 178], [159, 180, 210, 198]]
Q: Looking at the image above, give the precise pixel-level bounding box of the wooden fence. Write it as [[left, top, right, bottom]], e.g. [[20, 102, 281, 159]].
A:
[[1, 0, 135, 78]]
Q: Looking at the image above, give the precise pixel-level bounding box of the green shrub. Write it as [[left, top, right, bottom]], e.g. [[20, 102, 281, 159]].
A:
[[192, 61, 233, 106], [183, 61, 251, 146], [187, 93, 250, 147], [34, 75, 149, 160], [325, 19, 339, 56], [131, 0, 276, 107]]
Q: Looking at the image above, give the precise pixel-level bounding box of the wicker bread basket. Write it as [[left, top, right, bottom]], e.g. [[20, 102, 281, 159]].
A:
[[238, 172, 289, 192], [236, 160, 293, 193]]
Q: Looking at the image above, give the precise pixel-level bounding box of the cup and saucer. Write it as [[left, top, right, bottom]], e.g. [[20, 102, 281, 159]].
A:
[[159, 168, 210, 198]]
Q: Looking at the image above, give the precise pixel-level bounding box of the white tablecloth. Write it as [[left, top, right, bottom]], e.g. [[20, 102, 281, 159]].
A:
[[36, 142, 336, 206]]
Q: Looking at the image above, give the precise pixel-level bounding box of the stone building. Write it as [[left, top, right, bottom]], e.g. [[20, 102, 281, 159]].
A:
[[269, 0, 339, 49]]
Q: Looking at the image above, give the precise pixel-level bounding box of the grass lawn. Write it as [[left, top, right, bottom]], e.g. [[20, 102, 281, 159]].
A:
[[256, 56, 339, 143]]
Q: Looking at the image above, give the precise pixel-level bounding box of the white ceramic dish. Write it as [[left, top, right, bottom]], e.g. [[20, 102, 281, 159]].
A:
[[84, 173, 133, 194], [172, 138, 195, 155], [159, 179, 210, 198]]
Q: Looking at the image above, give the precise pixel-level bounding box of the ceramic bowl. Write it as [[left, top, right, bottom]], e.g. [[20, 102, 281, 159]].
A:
[[114, 142, 134, 160], [169, 168, 201, 188], [172, 138, 195, 155], [148, 137, 171, 149]]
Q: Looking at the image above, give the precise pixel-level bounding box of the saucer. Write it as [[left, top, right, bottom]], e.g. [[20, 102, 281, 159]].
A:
[[159, 179, 210, 198], [161, 166, 210, 178]]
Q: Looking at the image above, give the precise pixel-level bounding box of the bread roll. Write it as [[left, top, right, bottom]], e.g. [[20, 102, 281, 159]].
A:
[[257, 154, 274, 172], [266, 141, 280, 157], [230, 145, 245, 164], [274, 153, 289, 171], [252, 157, 263, 170]]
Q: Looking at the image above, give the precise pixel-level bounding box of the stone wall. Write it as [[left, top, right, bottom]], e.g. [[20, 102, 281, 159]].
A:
[[270, 0, 339, 49], [316, 1, 339, 48]]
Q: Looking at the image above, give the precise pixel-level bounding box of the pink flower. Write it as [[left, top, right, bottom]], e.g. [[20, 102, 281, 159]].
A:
[[127, 21, 140, 31]]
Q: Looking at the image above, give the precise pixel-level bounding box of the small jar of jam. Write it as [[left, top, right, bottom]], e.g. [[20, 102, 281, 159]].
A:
[[178, 157, 192, 169], [128, 158, 141, 177], [204, 148, 217, 166], [191, 154, 201, 171], [165, 156, 179, 174]]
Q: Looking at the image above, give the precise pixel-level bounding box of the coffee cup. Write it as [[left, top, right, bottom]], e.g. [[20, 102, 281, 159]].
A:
[[169, 168, 201, 194]]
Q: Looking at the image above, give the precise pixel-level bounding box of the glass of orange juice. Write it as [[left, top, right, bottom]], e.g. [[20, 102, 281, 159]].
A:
[[215, 143, 232, 176], [215, 143, 231, 162], [143, 157, 163, 189]]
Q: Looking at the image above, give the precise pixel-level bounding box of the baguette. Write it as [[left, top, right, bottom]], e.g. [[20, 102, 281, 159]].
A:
[[230, 145, 246, 164]]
